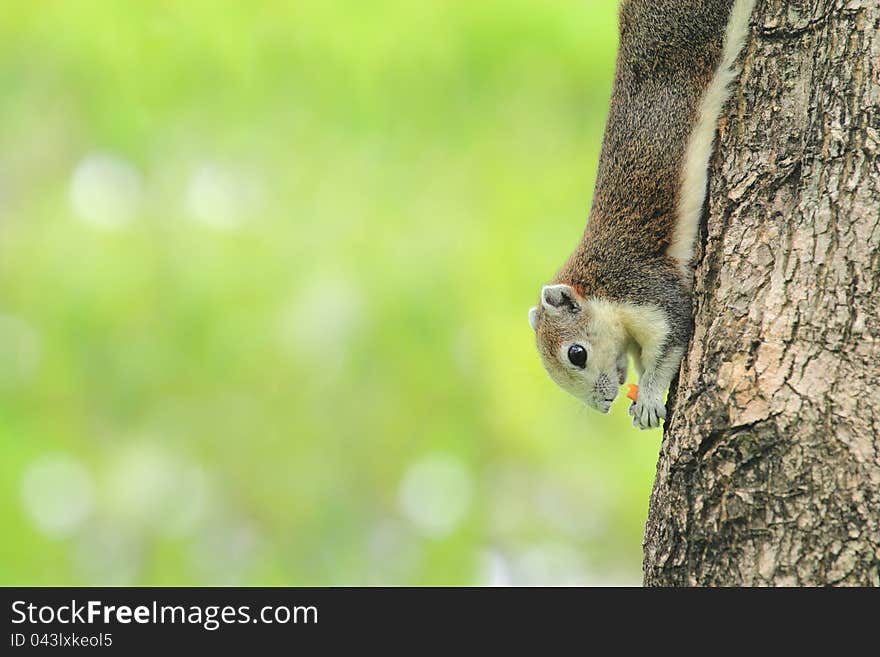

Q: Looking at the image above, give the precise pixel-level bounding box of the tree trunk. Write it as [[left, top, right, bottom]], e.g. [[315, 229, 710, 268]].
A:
[[643, 0, 880, 586]]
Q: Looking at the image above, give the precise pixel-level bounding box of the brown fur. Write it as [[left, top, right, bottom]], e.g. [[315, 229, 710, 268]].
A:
[[531, 1, 749, 425], [537, 0, 736, 351], [558, 0, 731, 297]]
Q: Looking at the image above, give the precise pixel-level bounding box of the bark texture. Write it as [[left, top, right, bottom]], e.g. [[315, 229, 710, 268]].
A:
[[643, 0, 880, 586]]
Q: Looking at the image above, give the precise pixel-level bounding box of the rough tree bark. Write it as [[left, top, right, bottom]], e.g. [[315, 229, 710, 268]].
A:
[[643, 0, 880, 586]]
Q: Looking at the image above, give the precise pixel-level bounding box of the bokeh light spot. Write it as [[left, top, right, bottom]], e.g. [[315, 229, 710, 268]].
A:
[[69, 152, 142, 229], [102, 443, 214, 537], [479, 549, 513, 586], [187, 162, 261, 230], [21, 454, 94, 538], [278, 278, 364, 372], [73, 524, 141, 585], [398, 454, 472, 538]]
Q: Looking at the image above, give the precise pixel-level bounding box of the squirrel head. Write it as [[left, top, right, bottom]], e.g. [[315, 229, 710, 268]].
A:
[[529, 284, 628, 413]]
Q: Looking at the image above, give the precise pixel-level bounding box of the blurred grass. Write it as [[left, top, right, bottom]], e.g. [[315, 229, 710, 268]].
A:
[[0, 0, 660, 586]]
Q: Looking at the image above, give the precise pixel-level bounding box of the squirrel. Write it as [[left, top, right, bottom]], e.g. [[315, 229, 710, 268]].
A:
[[528, 0, 756, 429]]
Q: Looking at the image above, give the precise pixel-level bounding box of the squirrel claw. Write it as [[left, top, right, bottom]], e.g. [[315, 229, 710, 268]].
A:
[[629, 397, 666, 430]]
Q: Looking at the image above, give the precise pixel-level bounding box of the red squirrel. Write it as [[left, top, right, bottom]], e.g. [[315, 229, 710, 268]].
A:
[[529, 0, 756, 429]]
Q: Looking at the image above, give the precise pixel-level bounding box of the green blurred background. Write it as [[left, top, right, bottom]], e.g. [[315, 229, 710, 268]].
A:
[[0, 0, 660, 586]]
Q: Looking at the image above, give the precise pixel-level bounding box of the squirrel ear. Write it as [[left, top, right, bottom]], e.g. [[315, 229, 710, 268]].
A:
[[541, 284, 580, 315], [528, 307, 539, 331]]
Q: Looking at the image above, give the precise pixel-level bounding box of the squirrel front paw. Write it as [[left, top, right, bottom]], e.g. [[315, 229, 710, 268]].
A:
[[628, 395, 666, 430]]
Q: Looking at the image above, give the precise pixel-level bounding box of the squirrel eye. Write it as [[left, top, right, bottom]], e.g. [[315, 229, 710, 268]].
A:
[[567, 344, 587, 369]]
